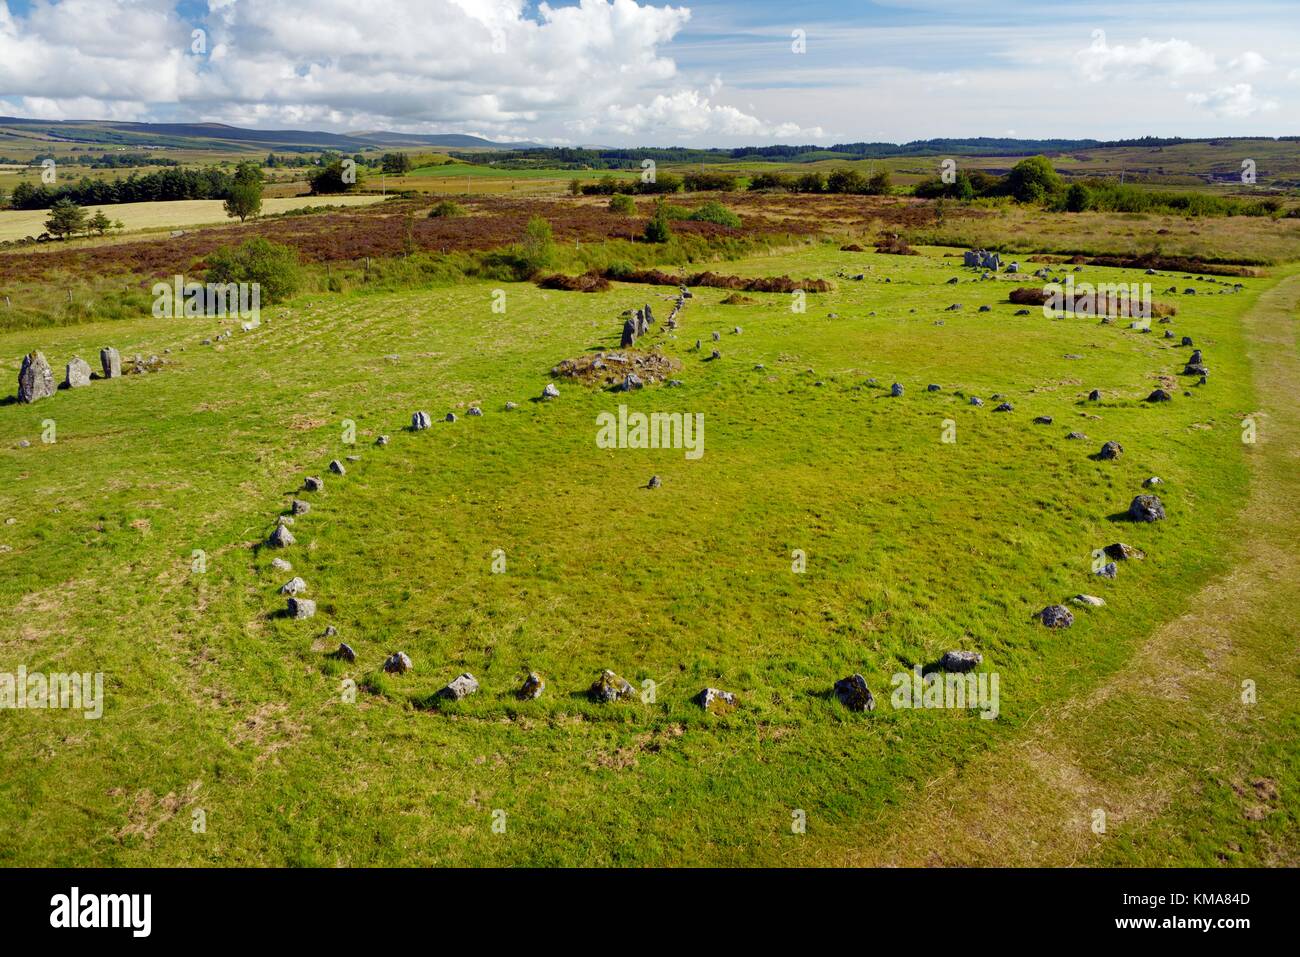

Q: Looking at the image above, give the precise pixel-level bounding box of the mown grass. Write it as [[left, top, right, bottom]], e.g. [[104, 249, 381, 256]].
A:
[[0, 241, 1289, 865]]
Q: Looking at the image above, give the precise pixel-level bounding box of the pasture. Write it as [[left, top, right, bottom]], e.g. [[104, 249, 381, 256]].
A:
[[2, 234, 1295, 865]]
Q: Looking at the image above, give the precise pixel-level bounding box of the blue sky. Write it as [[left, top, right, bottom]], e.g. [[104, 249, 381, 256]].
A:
[[1, 0, 1297, 144]]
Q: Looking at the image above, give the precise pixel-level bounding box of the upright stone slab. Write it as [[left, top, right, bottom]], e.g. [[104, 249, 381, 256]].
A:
[[65, 356, 93, 389], [17, 351, 55, 403], [100, 347, 121, 379], [620, 317, 637, 348]]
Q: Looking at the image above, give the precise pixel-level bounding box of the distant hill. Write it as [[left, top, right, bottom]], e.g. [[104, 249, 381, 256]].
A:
[[0, 117, 533, 154]]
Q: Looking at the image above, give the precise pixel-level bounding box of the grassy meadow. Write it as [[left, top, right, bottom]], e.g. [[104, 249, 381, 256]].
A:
[[2, 232, 1295, 865]]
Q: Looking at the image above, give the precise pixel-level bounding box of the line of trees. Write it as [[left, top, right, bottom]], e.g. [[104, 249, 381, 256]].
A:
[[7, 167, 235, 210]]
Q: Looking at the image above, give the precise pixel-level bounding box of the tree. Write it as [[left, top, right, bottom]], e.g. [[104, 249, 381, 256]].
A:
[[1065, 183, 1093, 213], [45, 199, 88, 239], [643, 202, 672, 243], [1007, 155, 1063, 205], [866, 169, 892, 195], [205, 237, 302, 303], [224, 165, 264, 223], [381, 152, 413, 174], [87, 210, 112, 235], [518, 216, 554, 275], [309, 160, 357, 195], [826, 168, 866, 194]]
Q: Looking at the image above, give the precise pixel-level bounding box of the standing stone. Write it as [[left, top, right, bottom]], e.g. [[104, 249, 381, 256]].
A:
[[329, 459, 346, 475], [890, 382, 904, 397], [541, 383, 560, 400], [518, 672, 545, 700], [100, 347, 121, 379], [279, 576, 307, 595], [412, 411, 432, 430], [621, 318, 637, 348], [303, 476, 324, 492], [1088, 389, 1102, 401], [64, 356, 92, 389], [337, 643, 356, 663], [834, 674, 875, 712], [291, 499, 311, 516], [17, 351, 55, 403]]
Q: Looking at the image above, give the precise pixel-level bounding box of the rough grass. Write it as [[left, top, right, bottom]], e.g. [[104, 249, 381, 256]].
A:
[[0, 241, 1292, 866]]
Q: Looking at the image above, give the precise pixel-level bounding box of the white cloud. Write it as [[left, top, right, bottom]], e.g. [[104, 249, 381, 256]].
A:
[[0, 0, 815, 144], [1186, 82, 1277, 117], [591, 88, 823, 139], [1228, 51, 1268, 75], [1076, 30, 1217, 83]]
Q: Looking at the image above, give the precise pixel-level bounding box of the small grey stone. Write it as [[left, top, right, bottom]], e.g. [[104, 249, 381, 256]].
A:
[[437, 673, 479, 701], [383, 651, 412, 674], [505, 402, 518, 411], [1143, 476, 1162, 487], [1037, 604, 1074, 628], [620, 373, 644, 392], [466, 406, 482, 416], [1146, 388, 1172, 402], [834, 674, 875, 712], [589, 669, 635, 703], [1128, 494, 1166, 522], [337, 642, 356, 662], [376, 434, 389, 446], [329, 459, 346, 474], [271, 557, 292, 571], [648, 475, 661, 489], [1088, 389, 1102, 401], [969, 396, 984, 407], [304, 476, 324, 492], [927, 384, 941, 392], [890, 382, 904, 397], [287, 597, 316, 619], [541, 383, 560, 400], [268, 524, 295, 548], [940, 651, 982, 673], [1104, 542, 1145, 561], [518, 672, 545, 700], [291, 499, 311, 516], [1096, 562, 1118, 579], [1066, 431, 1087, 440], [994, 402, 1013, 412], [1033, 415, 1053, 425], [694, 687, 737, 712], [412, 411, 432, 430], [1097, 441, 1123, 461], [444, 412, 457, 423], [280, 576, 307, 595]]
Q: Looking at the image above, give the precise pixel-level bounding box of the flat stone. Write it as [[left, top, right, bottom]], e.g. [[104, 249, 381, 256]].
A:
[[1072, 594, 1106, 607], [271, 557, 292, 571]]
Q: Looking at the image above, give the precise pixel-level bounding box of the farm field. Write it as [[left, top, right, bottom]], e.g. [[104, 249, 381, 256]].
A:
[[0, 195, 387, 243], [2, 237, 1296, 866]]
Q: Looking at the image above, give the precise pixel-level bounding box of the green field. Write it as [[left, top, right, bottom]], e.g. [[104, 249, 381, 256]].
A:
[[2, 236, 1296, 865]]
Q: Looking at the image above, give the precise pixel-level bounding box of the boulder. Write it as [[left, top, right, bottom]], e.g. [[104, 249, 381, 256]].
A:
[[1095, 562, 1117, 579], [1066, 431, 1087, 440], [620, 373, 644, 392], [329, 459, 346, 475], [994, 402, 1013, 412], [291, 499, 311, 516], [1145, 388, 1172, 402], [279, 576, 307, 595], [1143, 476, 1162, 487], [1097, 441, 1123, 460], [541, 383, 560, 400], [927, 384, 941, 392], [100, 347, 122, 379], [940, 650, 982, 673], [694, 687, 738, 713], [383, 651, 412, 674], [304, 476, 324, 492], [17, 351, 55, 403], [444, 412, 457, 423], [437, 673, 479, 701], [969, 396, 984, 407], [271, 557, 292, 572], [518, 672, 545, 700], [1088, 389, 1102, 401], [412, 411, 432, 430], [1128, 494, 1166, 522], [467, 406, 482, 417], [1033, 415, 1053, 425], [287, 597, 316, 619], [1181, 336, 1193, 347], [64, 356, 92, 389], [834, 674, 875, 712], [337, 643, 356, 663], [589, 669, 635, 703], [890, 382, 904, 397], [1037, 604, 1074, 628]]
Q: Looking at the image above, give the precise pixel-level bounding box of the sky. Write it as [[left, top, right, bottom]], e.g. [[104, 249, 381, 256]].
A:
[[0, 0, 1297, 146]]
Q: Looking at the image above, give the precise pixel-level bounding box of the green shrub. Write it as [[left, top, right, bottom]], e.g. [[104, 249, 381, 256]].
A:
[[429, 200, 465, 218], [643, 206, 673, 243], [608, 194, 636, 215], [687, 200, 742, 228], [205, 237, 302, 303], [518, 215, 555, 276]]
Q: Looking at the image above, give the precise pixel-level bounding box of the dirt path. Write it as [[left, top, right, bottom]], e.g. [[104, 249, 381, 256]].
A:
[[830, 271, 1300, 866]]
